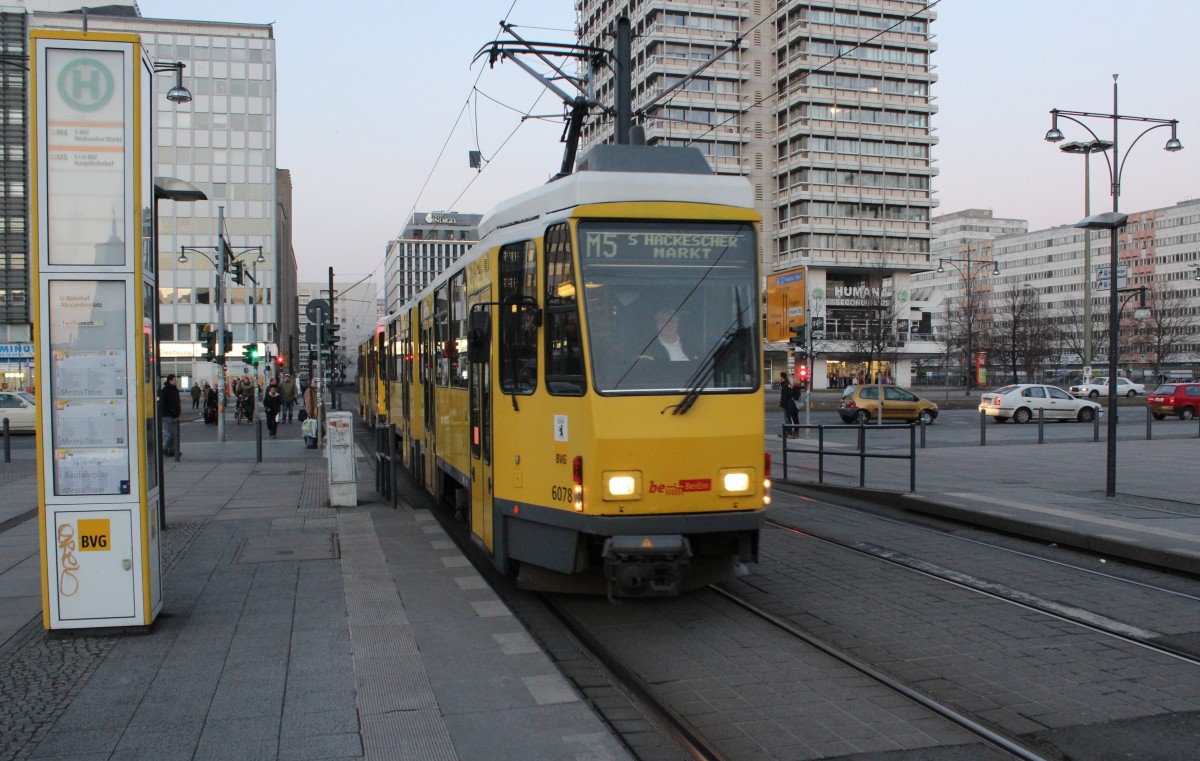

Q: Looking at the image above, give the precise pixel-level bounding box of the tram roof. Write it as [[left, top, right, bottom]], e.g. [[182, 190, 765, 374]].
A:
[[478, 145, 755, 240]]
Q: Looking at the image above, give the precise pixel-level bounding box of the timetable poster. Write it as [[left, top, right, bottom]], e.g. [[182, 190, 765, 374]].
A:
[[53, 400, 127, 448], [49, 281, 131, 496], [44, 48, 127, 266], [54, 449, 130, 496]]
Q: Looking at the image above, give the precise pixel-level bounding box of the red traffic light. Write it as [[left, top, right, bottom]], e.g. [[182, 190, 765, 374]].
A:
[[798, 366, 808, 379], [275, 355, 285, 366]]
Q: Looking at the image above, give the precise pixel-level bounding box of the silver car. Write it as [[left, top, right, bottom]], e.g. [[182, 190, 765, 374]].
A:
[[979, 383, 1101, 424]]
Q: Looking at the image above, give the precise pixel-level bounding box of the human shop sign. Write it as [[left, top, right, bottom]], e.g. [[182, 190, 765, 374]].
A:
[[828, 284, 886, 306]]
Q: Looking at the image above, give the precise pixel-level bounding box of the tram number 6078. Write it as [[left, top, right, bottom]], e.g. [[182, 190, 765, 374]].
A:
[[551, 485, 573, 503]]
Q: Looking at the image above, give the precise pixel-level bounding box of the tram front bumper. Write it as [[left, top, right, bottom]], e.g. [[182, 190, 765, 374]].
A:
[[602, 534, 691, 598]]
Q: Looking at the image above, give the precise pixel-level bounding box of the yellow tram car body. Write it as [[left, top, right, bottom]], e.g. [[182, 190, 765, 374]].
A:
[[365, 144, 768, 596]]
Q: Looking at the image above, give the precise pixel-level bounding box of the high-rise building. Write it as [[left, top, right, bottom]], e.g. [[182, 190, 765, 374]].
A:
[[19, 5, 284, 388], [577, 1, 938, 387], [384, 211, 481, 314]]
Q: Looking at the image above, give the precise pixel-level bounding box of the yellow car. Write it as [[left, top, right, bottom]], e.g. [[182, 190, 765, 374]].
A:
[[838, 385, 938, 424]]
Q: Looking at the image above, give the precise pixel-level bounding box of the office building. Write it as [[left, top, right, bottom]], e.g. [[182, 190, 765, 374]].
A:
[[16, 4, 285, 389], [384, 211, 481, 314]]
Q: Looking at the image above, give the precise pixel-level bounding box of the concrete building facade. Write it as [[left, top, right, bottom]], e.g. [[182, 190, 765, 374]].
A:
[[21, 5, 286, 390], [914, 200, 1200, 385], [384, 211, 481, 314]]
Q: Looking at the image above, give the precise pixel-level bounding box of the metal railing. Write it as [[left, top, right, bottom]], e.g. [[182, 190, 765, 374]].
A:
[[779, 422, 918, 492]]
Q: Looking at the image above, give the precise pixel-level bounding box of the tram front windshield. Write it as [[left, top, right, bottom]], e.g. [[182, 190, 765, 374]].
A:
[[578, 220, 759, 394]]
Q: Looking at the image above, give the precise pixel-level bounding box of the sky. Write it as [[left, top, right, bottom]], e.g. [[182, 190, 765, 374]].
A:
[[136, 0, 1200, 282]]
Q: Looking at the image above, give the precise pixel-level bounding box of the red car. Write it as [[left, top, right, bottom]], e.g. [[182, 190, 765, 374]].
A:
[[1146, 383, 1200, 421]]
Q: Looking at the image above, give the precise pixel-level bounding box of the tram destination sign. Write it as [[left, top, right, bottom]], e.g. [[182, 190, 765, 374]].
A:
[[582, 229, 749, 261]]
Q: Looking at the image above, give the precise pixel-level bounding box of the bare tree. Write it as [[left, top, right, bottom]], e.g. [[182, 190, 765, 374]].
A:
[[992, 286, 1056, 383], [1132, 285, 1198, 377], [941, 279, 994, 388]]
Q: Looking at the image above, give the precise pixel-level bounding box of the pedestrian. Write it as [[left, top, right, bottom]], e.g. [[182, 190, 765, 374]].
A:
[[159, 373, 181, 456], [303, 378, 319, 420], [262, 383, 281, 439], [778, 371, 800, 438], [190, 382, 201, 410], [280, 373, 298, 423], [204, 382, 218, 424]]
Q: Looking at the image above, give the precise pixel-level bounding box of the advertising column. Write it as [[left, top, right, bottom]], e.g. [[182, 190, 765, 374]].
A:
[[31, 31, 162, 630]]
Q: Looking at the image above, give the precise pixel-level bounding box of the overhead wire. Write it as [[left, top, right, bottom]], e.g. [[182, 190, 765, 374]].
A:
[[348, 0, 538, 293]]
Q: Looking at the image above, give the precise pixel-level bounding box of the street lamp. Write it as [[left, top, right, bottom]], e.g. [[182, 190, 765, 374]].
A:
[[153, 178, 206, 530], [937, 247, 1000, 395], [151, 61, 193, 104], [1049, 74, 1182, 498], [178, 206, 265, 443], [1117, 285, 1151, 321], [1057, 139, 1112, 374]]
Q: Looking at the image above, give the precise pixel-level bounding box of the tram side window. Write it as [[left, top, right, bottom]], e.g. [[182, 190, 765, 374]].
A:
[[544, 223, 584, 396], [499, 240, 538, 394], [449, 272, 468, 389], [434, 284, 450, 386]]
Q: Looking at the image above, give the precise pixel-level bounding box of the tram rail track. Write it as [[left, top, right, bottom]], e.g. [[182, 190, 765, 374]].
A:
[[765, 491, 1200, 664]]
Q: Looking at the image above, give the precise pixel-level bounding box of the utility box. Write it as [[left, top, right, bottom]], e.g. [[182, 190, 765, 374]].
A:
[[327, 411, 356, 507]]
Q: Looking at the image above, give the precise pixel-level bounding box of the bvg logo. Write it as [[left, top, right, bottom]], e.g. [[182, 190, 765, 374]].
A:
[[57, 58, 115, 113], [77, 518, 112, 551]]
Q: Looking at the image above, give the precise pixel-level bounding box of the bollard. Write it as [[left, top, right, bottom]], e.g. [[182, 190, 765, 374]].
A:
[[1094, 409, 1100, 442], [919, 417, 926, 448], [980, 409, 987, 446], [174, 417, 181, 462], [256, 419, 263, 463], [2, 417, 8, 463], [1037, 407, 1044, 444], [1145, 405, 1152, 441]]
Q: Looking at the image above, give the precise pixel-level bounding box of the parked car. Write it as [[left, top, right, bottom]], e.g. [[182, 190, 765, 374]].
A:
[[838, 384, 938, 424], [1068, 377, 1145, 399], [1146, 383, 1200, 420], [979, 383, 1101, 423], [0, 390, 36, 432]]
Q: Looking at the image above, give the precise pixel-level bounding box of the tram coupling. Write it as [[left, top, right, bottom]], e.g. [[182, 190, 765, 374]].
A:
[[602, 535, 692, 600]]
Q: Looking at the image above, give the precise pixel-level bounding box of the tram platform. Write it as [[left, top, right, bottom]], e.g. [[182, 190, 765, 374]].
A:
[[772, 430, 1200, 576], [0, 415, 631, 761]]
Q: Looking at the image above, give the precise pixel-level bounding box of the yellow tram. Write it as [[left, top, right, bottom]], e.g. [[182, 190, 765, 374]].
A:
[[361, 144, 769, 596]]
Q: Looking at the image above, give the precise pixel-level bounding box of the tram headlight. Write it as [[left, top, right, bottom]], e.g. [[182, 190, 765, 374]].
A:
[[719, 468, 754, 496], [603, 471, 642, 500]]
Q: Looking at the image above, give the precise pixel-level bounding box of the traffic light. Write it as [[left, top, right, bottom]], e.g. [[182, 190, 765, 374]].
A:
[[797, 365, 809, 389], [275, 355, 285, 369], [322, 321, 341, 349], [231, 260, 246, 285], [200, 330, 216, 361], [789, 324, 806, 346], [223, 330, 233, 353], [241, 343, 259, 365]]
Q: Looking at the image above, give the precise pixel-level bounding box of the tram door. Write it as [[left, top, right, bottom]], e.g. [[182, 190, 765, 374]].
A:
[[469, 295, 494, 552]]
